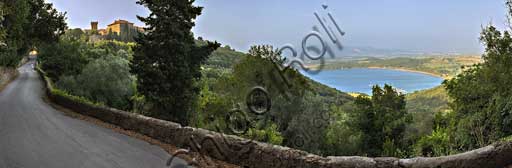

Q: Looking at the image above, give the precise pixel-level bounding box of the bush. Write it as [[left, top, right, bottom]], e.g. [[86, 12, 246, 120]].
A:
[[0, 46, 22, 67], [38, 40, 88, 81], [51, 89, 102, 107], [56, 54, 135, 110], [245, 123, 284, 145], [191, 82, 232, 131], [352, 85, 412, 157], [92, 40, 135, 56], [414, 127, 452, 157], [323, 103, 363, 156]]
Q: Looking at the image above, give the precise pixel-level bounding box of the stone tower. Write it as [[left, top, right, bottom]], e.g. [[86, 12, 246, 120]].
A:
[[91, 21, 98, 31]]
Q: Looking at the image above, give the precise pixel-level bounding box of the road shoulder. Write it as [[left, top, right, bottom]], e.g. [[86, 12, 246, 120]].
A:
[[41, 94, 239, 168]]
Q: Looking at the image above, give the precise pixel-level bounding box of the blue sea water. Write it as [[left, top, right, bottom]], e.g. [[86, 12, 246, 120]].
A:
[[302, 68, 444, 95]]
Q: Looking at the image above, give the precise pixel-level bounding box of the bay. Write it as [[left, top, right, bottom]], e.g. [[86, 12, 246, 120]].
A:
[[302, 68, 444, 95]]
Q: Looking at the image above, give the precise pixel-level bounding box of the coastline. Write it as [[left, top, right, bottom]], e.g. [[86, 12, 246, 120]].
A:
[[365, 66, 447, 79], [306, 64, 448, 79]]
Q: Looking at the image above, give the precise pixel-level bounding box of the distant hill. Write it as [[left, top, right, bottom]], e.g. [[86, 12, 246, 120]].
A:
[[197, 40, 246, 69], [304, 46, 473, 59], [202, 41, 354, 104], [405, 86, 450, 140], [310, 56, 481, 79], [335, 46, 429, 57], [206, 45, 246, 69]]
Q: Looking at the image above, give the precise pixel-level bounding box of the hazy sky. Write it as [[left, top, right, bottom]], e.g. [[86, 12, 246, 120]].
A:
[[47, 0, 507, 54]]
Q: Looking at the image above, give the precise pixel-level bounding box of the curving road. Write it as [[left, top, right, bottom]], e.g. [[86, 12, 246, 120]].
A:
[[0, 60, 189, 168]]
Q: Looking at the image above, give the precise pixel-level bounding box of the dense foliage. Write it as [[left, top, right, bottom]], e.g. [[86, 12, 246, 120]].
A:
[[405, 86, 450, 144], [442, 25, 512, 150], [57, 54, 135, 110], [38, 40, 88, 80], [412, 1, 512, 156], [39, 37, 136, 110], [0, 0, 66, 67], [131, 0, 220, 125], [352, 85, 411, 157], [0, 2, 7, 44]]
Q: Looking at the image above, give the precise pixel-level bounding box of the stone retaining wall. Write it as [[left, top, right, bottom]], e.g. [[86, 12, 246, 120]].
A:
[[0, 67, 17, 91], [36, 67, 512, 168]]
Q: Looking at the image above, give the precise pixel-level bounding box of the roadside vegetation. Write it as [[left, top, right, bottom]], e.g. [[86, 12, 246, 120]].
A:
[[0, 0, 66, 68], [0, 0, 65, 91], [38, 37, 136, 110]]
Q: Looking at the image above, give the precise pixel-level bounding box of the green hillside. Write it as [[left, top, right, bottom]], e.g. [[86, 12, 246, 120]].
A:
[[202, 42, 354, 104], [314, 56, 481, 79], [405, 86, 450, 140]]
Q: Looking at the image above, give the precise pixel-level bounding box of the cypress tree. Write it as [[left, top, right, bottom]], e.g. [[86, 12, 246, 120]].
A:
[[132, 0, 220, 125]]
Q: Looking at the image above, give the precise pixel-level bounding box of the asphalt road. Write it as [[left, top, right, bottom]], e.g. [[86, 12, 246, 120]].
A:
[[0, 60, 189, 168]]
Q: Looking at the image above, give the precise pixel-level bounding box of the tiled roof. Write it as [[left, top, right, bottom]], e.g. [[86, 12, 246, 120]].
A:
[[108, 20, 134, 26]]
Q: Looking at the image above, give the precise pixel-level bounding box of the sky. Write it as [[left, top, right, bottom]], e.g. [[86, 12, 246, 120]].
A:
[[47, 0, 507, 54]]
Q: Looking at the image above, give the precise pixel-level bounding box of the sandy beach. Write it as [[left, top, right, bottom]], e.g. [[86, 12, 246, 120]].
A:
[[366, 66, 447, 79]]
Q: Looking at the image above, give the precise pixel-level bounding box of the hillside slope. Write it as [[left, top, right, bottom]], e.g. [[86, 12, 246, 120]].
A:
[[204, 44, 354, 103], [315, 56, 481, 79], [405, 86, 450, 139]]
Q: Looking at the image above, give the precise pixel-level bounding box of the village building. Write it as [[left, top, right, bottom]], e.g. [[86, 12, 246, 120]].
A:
[[86, 19, 144, 42]]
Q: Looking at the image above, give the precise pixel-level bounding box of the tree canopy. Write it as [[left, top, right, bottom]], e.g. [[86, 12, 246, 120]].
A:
[[131, 0, 220, 125], [412, 0, 512, 156], [352, 85, 411, 157], [0, 0, 66, 67], [443, 25, 512, 150]]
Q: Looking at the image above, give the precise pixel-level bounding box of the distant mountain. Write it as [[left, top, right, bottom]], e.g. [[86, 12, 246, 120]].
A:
[[338, 46, 422, 57], [312, 46, 466, 59]]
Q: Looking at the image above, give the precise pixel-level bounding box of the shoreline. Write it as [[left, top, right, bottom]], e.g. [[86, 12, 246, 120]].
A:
[[365, 66, 447, 79], [306, 64, 448, 79]]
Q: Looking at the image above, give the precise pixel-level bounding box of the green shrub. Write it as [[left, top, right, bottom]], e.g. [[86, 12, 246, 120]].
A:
[[323, 103, 363, 156], [0, 46, 22, 67], [56, 54, 135, 110], [414, 127, 452, 157], [245, 123, 284, 145], [38, 40, 88, 81], [51, 88, 102, 107]]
